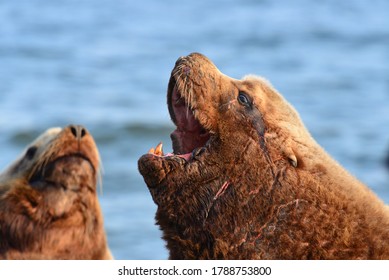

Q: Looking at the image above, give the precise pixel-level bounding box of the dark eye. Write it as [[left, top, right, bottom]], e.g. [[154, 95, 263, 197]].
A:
[[238, 91, 251, 107], [25, 146, 37, 160]]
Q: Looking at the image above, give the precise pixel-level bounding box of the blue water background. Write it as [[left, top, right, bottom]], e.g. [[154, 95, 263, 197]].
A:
[[0, 0, 388, 259]]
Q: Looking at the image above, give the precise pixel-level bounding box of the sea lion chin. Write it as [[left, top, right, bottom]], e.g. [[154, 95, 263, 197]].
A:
[[0, 125, 112, 260], [138, 52, 389, 260]]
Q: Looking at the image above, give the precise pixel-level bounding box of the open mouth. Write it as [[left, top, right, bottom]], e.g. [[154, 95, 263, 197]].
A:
[[148, 77, 211, 161]]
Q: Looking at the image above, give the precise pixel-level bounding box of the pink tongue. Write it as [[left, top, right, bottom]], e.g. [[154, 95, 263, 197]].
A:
[[177, 153, 192, 161], [165, 152, 192, 161]]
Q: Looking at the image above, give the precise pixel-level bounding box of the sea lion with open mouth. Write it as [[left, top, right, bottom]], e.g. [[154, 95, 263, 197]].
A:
[[138, 53, 389, 259], [0, 125, 112, 259]]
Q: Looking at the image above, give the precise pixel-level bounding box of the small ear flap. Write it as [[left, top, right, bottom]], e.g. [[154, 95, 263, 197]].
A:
[[288, 154, 298, 168], [264, 132, 298, 167], [283, 146, 298, 168]]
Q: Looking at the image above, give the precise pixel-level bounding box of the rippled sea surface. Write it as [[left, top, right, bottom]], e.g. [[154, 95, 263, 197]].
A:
[[1, 0, 388, 259]]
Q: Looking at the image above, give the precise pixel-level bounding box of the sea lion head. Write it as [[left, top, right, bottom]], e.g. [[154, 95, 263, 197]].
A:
[[1, 125, 100, 195], [138, 53, 312, 259], [167, 53, 307, 164], [0, 125, 111, 259]]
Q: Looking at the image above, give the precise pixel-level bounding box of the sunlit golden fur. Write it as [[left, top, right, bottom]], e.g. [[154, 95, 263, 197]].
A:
[[139, 53, 389, 259]]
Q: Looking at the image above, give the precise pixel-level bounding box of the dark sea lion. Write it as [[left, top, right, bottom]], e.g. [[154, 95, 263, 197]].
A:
[[138, 53, 389, 260], [0, 125, 112, 259]]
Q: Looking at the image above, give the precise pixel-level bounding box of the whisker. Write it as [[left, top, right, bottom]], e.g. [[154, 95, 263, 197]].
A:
[[97, 160, 103, 195]]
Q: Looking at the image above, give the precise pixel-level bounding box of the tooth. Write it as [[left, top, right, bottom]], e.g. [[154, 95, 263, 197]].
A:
[[148, 147, 155, 154], [155, 142, 163, 156]]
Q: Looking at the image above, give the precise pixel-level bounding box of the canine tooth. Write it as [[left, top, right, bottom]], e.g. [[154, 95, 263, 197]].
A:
[[148, 147, 155, 154], [155, 142, 163, 156]]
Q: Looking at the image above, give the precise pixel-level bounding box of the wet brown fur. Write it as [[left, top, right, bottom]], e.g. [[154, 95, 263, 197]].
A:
[[0, 126, 112, 259], [138, 53, 389, 259]]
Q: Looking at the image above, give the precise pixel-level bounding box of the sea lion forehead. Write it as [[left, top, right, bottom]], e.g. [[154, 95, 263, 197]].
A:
[[17, 127, 63, 163], [240, 75, 289, 108], [241, 75, 274, 95], [30, 127, 63, 148], [0, 127, 62, 183]]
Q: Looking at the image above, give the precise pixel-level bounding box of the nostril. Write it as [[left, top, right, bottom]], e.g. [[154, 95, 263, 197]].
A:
[[70, 126, 78, 138], [69, 125, 87, 139], [183, 66, 190, 75], [80, 127, 86, 138]]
